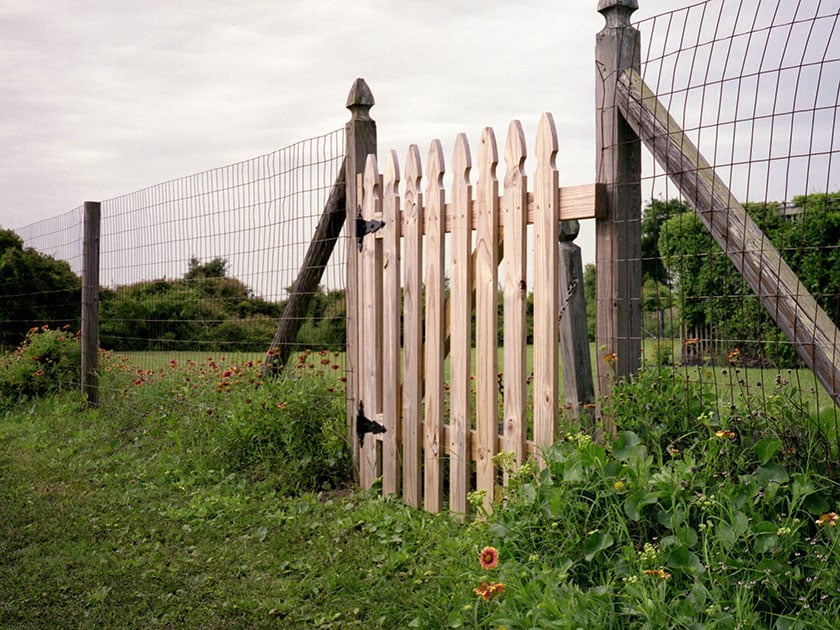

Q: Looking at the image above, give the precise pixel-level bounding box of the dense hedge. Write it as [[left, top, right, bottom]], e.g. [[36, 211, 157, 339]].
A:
[[99, 257, 346, 352]]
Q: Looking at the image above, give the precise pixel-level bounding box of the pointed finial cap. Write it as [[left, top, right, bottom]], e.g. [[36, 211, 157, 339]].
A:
[[346, 78, 375, 121], [598, 0, 638, 27]]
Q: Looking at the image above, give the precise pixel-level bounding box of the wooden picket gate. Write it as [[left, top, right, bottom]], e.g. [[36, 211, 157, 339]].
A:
[[351, 115, 603, 514]]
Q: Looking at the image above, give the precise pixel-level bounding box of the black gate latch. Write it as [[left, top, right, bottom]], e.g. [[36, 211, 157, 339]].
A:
[[356, 401, 386, 447], [355, 206, 385, 251]]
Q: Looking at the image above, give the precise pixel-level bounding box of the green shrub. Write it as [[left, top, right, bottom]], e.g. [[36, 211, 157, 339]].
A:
[[0, 325, 81, 408], [602, 366, 714, 460], [216, 366, 350, 492]]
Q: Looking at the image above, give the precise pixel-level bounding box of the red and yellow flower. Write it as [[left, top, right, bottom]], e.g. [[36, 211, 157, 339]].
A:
[[479, 546, 499, 570]]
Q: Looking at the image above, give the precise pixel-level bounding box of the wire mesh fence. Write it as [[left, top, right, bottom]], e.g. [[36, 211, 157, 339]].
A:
[[98, 129, 345, 358], [3, 1, 839, 453], [633, 0, 840, 438], [3, 129, 347, 402]]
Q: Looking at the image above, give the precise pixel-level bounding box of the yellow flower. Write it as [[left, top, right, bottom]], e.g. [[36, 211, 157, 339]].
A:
[[715, 430, 736, 440], [816, 512, 837, 526]]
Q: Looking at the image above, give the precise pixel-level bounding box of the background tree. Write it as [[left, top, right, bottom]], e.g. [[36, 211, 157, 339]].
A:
[[657, 191, 840, 366], [0, 228, 81, 348], [641, 198, 691, 286]]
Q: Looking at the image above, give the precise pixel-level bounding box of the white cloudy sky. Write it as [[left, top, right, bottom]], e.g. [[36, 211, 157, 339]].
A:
[[1, 0, 702, 232]]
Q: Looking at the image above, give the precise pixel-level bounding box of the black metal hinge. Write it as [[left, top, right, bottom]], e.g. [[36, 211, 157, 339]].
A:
[[355, 206, 385, 251], [356, 401, 386, 447]]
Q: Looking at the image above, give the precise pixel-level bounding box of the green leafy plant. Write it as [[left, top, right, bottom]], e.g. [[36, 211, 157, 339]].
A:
[[0, 325, 81, 407]]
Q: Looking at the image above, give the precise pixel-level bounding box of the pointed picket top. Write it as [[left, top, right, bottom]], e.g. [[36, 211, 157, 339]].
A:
[[452, 133, 472, 192], [478, 127, 498, 181], [503, 120, 526, 189], [536, 113, 559, 174], [362, 153, 381, 225], [384, 149, 400, 198], [426, 139, 445, 196], [404, 144, 423, 215], [346, 77, 375, 121]]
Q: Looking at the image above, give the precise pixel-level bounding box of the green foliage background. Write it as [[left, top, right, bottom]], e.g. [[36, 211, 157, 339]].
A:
[[99, 256, 346, 352], [655, 192, 840, 366], [0, 229, 81, 349]]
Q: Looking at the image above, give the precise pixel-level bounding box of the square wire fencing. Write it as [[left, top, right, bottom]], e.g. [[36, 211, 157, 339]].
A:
[[6, 129, 347, 402], [631, 0, 840, 439]]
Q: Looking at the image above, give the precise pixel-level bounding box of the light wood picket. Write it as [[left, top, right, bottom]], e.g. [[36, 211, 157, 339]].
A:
[[423, 141, 446, 513], [533, 113, 560, 450], [502, 122, 529, 464], [382, 150, 401, 497], [474, 128, 500, 513], [360, 156, 382, 487], [449, 134, 472, 516], [402, 146, 424, 508]]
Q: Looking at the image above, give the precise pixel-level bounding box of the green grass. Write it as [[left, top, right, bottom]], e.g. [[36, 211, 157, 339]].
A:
[[0, 386, 487, 628], [2, 330, 840, 628]]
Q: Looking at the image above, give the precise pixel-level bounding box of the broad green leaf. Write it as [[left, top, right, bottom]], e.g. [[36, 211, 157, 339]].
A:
[[613, 431, 641, 461], [665, 545, 705, 575], [582, 530, 615, 562], [755, 463, 789, 486], [624, 490, 659, 521], [753, 437, 783, 466]]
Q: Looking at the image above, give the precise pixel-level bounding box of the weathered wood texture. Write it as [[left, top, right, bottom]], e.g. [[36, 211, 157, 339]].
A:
[[533, 115, 559, 450], [558, 220, 597, 424], [345, 78, 377, 481], [423, 141, 446, 513], [262, 163, 346, 376], [360, 158, 384, 487], [352, 116, 601, 514], [475, 128, 500, 514], [616, 68, 840, 408], [502, 124, 527, 472], [81, 201, 101, 408], [595, 0, 642, 436], [449, 134, 472, 516]]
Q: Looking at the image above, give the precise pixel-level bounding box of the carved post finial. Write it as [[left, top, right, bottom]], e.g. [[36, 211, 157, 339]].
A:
[[346, 77, 375, 121], [597, 0, 638, 27]]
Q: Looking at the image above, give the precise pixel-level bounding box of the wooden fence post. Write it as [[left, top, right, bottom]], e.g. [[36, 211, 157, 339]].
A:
[[81, 201, 101, 408], [558, 220, 596, 426], [345, 78, 377, 482], [595, 0, 642, 436]]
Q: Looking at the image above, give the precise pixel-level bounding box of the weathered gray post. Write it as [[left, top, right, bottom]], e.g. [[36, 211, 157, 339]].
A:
[[345, 79, 377, 480], [558, 220, 596, 426], [81, 201, 101, 407], [595, 0, 642, 436]]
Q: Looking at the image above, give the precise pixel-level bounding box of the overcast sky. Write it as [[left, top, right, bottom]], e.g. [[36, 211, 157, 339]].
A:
[[1, 0, 703, 233]]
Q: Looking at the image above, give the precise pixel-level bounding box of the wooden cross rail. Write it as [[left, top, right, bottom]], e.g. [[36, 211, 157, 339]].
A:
[[384, 183, 605, 234]]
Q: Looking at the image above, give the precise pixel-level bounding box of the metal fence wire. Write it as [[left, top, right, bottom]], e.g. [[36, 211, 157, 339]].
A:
[[634, 0, 839, 430]]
